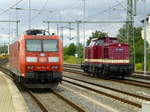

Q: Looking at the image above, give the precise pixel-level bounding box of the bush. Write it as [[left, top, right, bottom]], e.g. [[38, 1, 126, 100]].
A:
[[135, 63, 143, 71], [63, 55, 83, 64], [135, 63, 150, 72]]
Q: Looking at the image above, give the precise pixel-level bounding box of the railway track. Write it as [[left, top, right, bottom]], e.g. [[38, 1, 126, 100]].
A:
[[0, 64, 49, 112], [63, 64, 150, 109], [27, 89, 85, 112], [64, 63, 150, 81], [64, 63, 150, 76], [0, 63, 86, 112], [63, 64, 150, 90], [62, 75, 150, 108], [27, 90, 49, 112], [64, 67, 150, 89]]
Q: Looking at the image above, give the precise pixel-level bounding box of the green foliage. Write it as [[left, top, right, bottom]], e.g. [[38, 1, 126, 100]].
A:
[[77, 43, 84, 58], [63, 43, 84, 58], [63, 43, 76, 56], [147, 53, 150, 71], [0, 45, 8, 54], [135, 63, 143, 71], [86, 30, 108, 46], [117, 24, 150, 71]]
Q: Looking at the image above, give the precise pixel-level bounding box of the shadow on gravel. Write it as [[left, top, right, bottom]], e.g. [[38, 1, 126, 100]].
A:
[[29, 88, 52, 93]]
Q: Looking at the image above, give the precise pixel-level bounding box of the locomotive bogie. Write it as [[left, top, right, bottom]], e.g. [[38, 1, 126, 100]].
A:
[[81, 63, 134, 78]]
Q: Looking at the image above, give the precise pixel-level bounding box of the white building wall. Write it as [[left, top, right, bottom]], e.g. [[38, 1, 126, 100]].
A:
[[146, 25, 150, 45], [141, 16, 150, 45]]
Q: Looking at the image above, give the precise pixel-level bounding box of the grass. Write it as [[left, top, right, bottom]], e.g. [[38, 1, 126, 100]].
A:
[[135, 63, 150, 71], [63, 55, 83, 64]]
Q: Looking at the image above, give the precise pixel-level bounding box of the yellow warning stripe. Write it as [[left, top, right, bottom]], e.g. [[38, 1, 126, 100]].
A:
[[84, 59, 129, 63]]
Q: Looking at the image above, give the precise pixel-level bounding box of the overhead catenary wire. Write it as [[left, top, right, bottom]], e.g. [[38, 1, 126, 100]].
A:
[[0, 0, 24, 16], [86, 1, 125, 20], [15, 0, 50, 29], [30, 0, 49, 21], [49, 0, 81, 20]]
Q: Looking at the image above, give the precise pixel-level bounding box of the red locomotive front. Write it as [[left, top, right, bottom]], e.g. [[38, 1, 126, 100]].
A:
[[81, 37, 134, 78], [9, 29, 63, 88]]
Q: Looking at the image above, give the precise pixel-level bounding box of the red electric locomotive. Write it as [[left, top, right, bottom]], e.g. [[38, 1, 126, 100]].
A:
[[81, 37, 134, 78], [9, 29, 63, 88]]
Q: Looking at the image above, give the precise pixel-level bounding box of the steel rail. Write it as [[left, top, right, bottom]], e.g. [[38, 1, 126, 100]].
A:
[[64, 63, 150, 75], [112, 79, 150, 89], [131, 74, 150, 79], [52, 90, 85, 112], [28, 91, 48, 112]]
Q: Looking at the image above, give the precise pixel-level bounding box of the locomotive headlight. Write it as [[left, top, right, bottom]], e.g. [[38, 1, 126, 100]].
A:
[[48, 57, 59, 62], [26, 57, 37, 62]]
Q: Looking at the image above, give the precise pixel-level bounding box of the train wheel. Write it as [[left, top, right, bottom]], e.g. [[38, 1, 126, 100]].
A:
[[94, 68, 99, 77], [83, 68, 87, 73], [120, 76, 125, 80]]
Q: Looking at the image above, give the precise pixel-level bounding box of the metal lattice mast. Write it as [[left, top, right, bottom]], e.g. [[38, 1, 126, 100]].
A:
[[126, 0, 136, 64]]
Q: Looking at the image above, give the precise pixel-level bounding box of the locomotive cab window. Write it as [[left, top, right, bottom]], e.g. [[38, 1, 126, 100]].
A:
[[43, 40, 58, 52], [95, 39, 104, 45], [26, 39, 58, 52], [26, 40, 42, 52], [110, 39, 118, 43]]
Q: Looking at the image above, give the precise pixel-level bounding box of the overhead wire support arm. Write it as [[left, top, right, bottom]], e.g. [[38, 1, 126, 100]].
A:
[[43, 20, 130, 24], [0, 20, 20, 37], [0, 20, 20, 54], [0, 20, 20, 23], [11, 7, 53, 13]]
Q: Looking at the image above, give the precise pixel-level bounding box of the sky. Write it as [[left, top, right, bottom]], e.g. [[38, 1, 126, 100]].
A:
[[0, 0, 150, 46]]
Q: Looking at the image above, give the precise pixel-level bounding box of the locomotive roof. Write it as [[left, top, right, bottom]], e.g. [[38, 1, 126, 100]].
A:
[[25, 29, 47, 35], [92, 37, 117, 41]]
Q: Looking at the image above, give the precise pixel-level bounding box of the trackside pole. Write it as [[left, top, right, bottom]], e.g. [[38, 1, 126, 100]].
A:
[[142, 101, 150, 112]]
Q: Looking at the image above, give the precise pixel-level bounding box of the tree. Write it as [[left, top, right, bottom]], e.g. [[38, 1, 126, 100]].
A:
[[0, 45, 8, 54], [117, 24, 145, 64], [63, 43, 76, 56], [67, 43, 76, 56], [86, 30, 108, 46], [77, 43, 84, 58]]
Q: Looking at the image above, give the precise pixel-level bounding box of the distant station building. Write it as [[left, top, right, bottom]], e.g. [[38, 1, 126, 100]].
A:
[[141, 16, 150, 45]]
